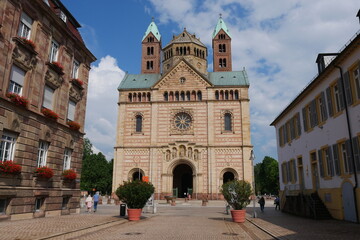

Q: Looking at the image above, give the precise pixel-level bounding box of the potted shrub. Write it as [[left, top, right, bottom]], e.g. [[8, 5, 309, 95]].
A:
[[62, 169, 77, 180], [34, 166, 54, 179], [220, 180, 252, 223], [0, 160, 22, 175], [115, 180, 155, 221]]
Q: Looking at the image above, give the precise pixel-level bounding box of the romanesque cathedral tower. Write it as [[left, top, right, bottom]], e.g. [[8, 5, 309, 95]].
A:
[[113, 17, 252, 200]]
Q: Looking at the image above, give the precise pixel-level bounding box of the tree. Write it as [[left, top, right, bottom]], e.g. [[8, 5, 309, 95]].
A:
[[80, 138, 113, 194], [254, 156, 279, 195]]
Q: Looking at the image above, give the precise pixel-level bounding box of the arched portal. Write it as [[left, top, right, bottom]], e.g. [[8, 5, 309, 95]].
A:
[[223, 171, 235, 184], [173, 164, 193, 198], [132, 170, 143, 181]]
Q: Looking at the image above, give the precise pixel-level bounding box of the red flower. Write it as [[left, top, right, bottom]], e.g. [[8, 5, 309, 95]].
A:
[[34, 166, 54, 179], [20, 37, 36, 49], [51, 61, 64, 72], [62, 169, 77, 180], [71, 78, 84, 86], [6, 92, 28, 108], [66, 121, 80, 131], [0, 160, 22, 175], [41, 108, 59, 120]]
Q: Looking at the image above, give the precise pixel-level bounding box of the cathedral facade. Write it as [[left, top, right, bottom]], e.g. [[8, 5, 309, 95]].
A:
[[113, 18, 252, 199]]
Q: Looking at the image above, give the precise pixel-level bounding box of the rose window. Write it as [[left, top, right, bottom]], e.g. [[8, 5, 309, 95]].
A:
[[174, 112, 192, 130]]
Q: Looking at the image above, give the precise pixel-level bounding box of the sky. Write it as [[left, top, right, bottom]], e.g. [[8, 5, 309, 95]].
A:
[[61, 0, 359, 163]]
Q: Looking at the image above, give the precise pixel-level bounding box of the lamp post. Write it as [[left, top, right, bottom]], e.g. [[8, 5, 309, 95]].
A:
[[250, 150, 257, 218]]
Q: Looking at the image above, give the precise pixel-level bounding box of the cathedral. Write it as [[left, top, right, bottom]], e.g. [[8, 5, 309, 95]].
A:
[[113, 17, 252, 199]]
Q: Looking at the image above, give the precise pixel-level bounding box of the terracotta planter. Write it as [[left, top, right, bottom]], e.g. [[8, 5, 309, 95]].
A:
[[127, 208, 142, 221], [230, 209, 246, 223]]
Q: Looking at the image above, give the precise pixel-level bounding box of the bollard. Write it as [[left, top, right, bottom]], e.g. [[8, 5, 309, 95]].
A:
[[120, 204, 126, 216]]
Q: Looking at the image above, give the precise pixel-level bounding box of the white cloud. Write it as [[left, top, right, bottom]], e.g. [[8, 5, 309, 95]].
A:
[[147, 0, 360, 162], [85, 56, 125, 160]]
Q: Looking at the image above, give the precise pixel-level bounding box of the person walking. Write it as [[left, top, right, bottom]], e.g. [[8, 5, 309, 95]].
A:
[[93, 192, 100, 212], [85, 195, 93, 213], [274, 196, 280, 210], [258, 196, 265, 212]]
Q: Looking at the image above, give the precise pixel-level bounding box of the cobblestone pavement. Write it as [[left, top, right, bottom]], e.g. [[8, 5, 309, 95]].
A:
[[0, 200, 359, 239]]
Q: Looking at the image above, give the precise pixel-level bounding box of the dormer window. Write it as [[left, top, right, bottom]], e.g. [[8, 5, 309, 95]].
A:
[[60, 11, 67, 23]]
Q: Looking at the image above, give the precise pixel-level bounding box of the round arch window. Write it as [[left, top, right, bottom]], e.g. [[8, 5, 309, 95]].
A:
[[174, 112, 192, 130]]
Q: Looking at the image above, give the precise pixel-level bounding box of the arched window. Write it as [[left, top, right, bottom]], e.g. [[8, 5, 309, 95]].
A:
[[186, 91, 191, 101], [183, 47, 187, 55], [180, 47, 183, 55], [224, 113, 232, 131], [215, 91, 219, 100], [197, 91, 202, 101], [142, 92, 146, 102], [220, 90, 224, 100], [225, 91, 229, 100], [135, 115, 142, 132], [151, 47, 154, 55], [133, 92, 137, 102], [223, 59, 227, 67], [234, 90, 239, 100], [219, 44, 223, 53], [180, 91, 185, 101], [164, 92, 168, 101], [128, 93, 132, 102], [147, 92, 151, 101], [229, 90, 233, 100], [147, 47, 150, 55], [169, 92, 174, 101], [176, 47, 179, 55], [175, 92, 179, 101], [219, 59, 223, 68], [223, 44, 226, 52], [138, 92, 142, 102], [191, 91, 196, 100]]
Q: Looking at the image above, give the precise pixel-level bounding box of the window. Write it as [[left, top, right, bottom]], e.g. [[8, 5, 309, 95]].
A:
[[35, 198, 44, 211], [67, 100, 76, 121], [0, 132, 17, 162], [289, 159, 297, 183], [18, 12, 32, 39], [72, 60, 80, 79], [135, 115, 142, 132], [281, 162, 287, 183], [59, 11, 67, 22], [37, 141, 49, 167], [197, 91, 202, 101], [43, 85, 54, 109], [146, 61, 153, 70], [353, 66, 360, 101], [49, 40, 59, 62], [316, 92, 328, 124], [318, 146, 334, 178], [63, 148, 72, 170], [8, 65, 25, 95], [163, 92, 168, 101], [0, 199, 7, 215], [224, 113, 232, 131], [62, 197, 70, 209], [339, 140, 353, 175]]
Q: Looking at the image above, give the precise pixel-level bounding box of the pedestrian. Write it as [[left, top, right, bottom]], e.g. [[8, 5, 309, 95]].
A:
[[274, 196, 280, 210], [93, 191, 100, 212], [258, 196, 265, 212], [85, 194, 93, 213]]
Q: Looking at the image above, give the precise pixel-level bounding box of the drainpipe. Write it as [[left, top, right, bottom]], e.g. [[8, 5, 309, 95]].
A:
[[335, 65, 359, 223]]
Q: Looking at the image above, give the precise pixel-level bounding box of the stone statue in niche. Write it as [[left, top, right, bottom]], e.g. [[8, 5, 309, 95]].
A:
[[172, 147, 177, 158], [165, 150, 171, 161], [194, 150, 199, 161], [188, 147, 192, 158], [179, 145, 186, 157]]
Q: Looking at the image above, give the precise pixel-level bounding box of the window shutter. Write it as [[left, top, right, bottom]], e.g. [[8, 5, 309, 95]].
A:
[[337, 79, 345, 111], [10, 65, 25, 85], [278, 128, 282, 146], [67, 100, 76, 121], [327, 147, 334, 176], [284, 124, 288, 143], [43, 86, 54, 109], [326, 87, 333, 117], [352, 137, 360, 172], [302, 108, 308, 131], [286, 161, 291, 183], [318, 150, 324, 177], [292, 160, 297, 181], [297, 113, 301, 136], [345, 139, 354, 173], [332, 144, 340, 175], [343, 71, 353, 106], [310, 100, 318, 128], [320, 92, 328, 120]]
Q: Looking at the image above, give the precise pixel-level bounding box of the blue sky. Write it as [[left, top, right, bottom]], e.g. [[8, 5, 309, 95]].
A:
[[61, 0, 359, 163]]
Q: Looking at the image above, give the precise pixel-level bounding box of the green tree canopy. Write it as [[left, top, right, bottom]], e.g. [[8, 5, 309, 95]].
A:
[[254, 156, 279, 195]]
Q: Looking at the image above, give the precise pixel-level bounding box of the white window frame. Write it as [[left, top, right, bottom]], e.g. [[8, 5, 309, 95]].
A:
[[60, 11, 67, 23], [18, 12, 32, 39], [49, 40, 59, 62], [354, 67, 360, 101], [0, 132, 17, 162], [72, 60, 80, 79], [63, 148, 72, 170], [334, 84, 341, 113], [37, 141, 49, 167], [43, 85, 54, 110], [67, 100, 76, 121], [8, 65, 25, 95]]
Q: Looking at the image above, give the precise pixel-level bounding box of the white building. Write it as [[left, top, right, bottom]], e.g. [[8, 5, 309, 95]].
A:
[[271, 21, 360, 222]]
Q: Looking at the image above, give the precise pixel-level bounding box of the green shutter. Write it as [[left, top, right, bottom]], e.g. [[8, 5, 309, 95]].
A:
[[352, 137, 360, 172], [318, 150, 324, 178], [332, 144, 340, 175], [302, 108, 308, 131], [326, 87, 333, 117], [320, 92, 328, 120], [343, 71, 353, 106], [337, 78, 345, 111]]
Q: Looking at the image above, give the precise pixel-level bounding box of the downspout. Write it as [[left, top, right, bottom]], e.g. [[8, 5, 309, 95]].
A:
[[335, 65, 359, 223]]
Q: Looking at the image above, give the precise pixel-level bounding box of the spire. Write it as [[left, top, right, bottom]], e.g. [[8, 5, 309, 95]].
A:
[[142, 19, 161, 41], [212, 15, 231, 39]]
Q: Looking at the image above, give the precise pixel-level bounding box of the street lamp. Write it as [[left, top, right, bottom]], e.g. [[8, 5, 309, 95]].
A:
[[250, 150, 257, 218]]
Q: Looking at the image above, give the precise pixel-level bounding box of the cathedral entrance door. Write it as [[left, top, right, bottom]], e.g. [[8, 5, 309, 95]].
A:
[[173, 164, 193, 198]]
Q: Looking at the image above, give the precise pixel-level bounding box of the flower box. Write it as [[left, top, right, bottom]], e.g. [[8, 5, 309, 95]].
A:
[[20, 37, 36, 49], [46, 61, 64, 75], [41, 108, 59, 120], [0, 160, 22, 175], [34, 166, 54, 179], [6, 92, 28, 108], [62, 169, 77, 180], [71, 78, 84, 87], [66, 121, 80, 131]]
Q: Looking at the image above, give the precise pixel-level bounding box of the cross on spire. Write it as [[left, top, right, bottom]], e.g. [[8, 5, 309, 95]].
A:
[[219, 13, 222, 18]]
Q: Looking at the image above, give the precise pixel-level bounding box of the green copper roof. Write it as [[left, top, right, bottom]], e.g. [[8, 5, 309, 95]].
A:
[[142, 21, 161, 41], [212, 17, 231, 39], [208, 71, 249, 86], [118, 73, 161, 90]]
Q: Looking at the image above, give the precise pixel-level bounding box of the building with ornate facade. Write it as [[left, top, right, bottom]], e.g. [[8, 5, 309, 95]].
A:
[[113, 17, 253, 199], [0, 0, 95, 220]]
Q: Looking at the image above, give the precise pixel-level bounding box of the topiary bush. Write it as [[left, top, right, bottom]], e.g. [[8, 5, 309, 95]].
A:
[[220, 180, 252, 210], [115, 180, 155, 209]]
